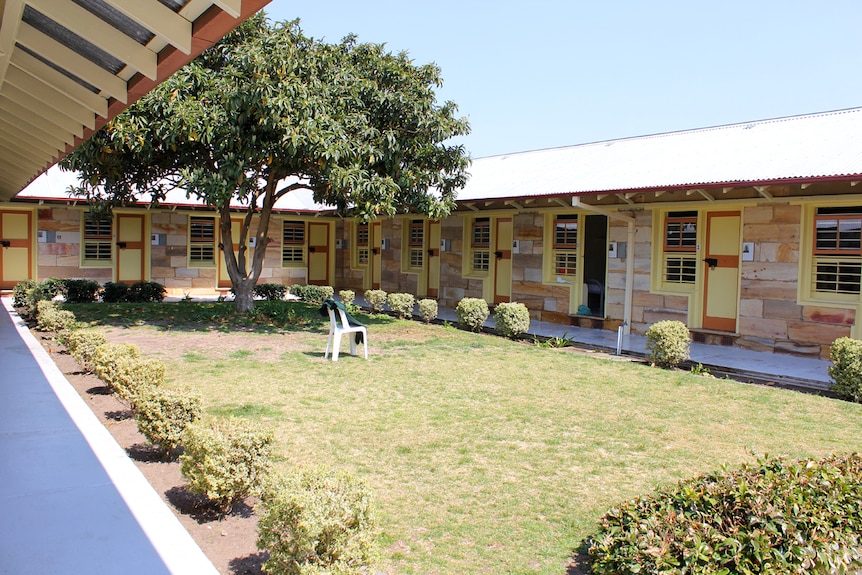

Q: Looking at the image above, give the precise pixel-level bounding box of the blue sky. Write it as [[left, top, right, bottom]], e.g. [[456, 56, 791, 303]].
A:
[[264, 1, 862, 159]]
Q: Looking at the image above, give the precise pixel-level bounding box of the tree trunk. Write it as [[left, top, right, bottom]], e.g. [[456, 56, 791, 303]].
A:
[[233, 279, 255, 312]]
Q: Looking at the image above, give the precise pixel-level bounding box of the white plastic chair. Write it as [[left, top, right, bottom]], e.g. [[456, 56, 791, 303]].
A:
[[324, 304, 368, 361]]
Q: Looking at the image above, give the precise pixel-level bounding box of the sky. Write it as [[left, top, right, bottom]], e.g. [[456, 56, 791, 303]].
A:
[[265, 1, 861, 159]]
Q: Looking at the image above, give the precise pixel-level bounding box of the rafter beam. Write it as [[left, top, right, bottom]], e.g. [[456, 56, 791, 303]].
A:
[[654, 190, 666, 198], [107, 0, 193, 54], [3, 69, 96, 128], [686, 188, 714, 202], [28, 0, 158, 80], [754, 185, 773, 200], [571, 197, 635, 223], [552, 198, 569, 208], [11, 47, 108, 117], [505, 200, 522, 210], [463, 202, 479, 212], [16, 22, 128, 103], [616, 193, 635, 205], [0, 94, 83, 138]]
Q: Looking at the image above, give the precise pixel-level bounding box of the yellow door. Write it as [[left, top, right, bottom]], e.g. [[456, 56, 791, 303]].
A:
[[702, 211, 740, 331], [493, 217, 513, 304], [218, 218, 243, 288], [116, 214, 145, 283], [308, 222, 330, 285], [425, 220, 441, 297], [0, 210, 32, 289], [370, 221, 382, 290]]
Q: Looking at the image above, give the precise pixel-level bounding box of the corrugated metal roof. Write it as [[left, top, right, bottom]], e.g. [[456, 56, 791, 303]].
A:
[[459, 107, 862, 202], [16, 166, 330, 213]]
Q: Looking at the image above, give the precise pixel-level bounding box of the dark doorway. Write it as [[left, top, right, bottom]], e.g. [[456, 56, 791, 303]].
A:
[[582, 215, 607, 317]]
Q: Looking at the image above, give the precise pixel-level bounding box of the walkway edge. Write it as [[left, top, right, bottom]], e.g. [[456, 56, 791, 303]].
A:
[[2, 298, 219, 575]]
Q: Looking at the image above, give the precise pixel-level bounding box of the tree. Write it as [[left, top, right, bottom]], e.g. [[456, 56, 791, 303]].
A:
[[61, 14, 470, 311]]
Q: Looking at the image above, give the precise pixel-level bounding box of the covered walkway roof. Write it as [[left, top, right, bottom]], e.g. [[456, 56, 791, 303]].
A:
[[0, 0, 270, 203]]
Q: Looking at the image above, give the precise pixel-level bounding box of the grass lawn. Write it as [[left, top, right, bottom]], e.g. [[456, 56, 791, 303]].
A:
[[71, 302, 862, 575]]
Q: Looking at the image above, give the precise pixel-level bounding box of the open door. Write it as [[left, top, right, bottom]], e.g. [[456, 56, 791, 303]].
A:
[[425, 220, 441, 297], [307, 222, 330, 285], [116, 214, 145, 283], [370, 221, 382, 289], [702, 211, 741, 331], [0, 210, 32, 289], [493, 217, 513, 304]]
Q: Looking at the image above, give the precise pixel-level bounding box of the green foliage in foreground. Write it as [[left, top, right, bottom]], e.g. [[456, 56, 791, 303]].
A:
[[455, 297, 489, 331], [258, 467, 378, 575], [136, 387, 202, 457], [587, 453, 862, 575], [646, 320, 691, 368]]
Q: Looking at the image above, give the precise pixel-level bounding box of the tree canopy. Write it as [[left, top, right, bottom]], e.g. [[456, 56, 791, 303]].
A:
[[61, 14, 471, 310]]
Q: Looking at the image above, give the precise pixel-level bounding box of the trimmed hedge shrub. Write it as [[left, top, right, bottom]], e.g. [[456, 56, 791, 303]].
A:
[[24, 278, 64, 316], [339, 289, 355, 306], [829, 336, 862, 403], [645, 320, 690, 368], [101, 282, 129, 303], [35, 300, 77, 334], [258, 467, 378, 575], [135, 387, 202, 457], [418, 298, 438, 323], [387, 292, 415, 319], [111, 356, 166, 405], [66, 330, 108, 373], [494, 302, 530, 339], [289, 284, 334, 304], [253, 283, 288, 301], [587, 454, 862, 575], [127, 281, 166, 303], [12, 279, 37, 308], [364, 289, 387, 313], [63, 279, 101, 303], [180, 418, 274, 513], [92, 343, 140, 391], [456, 297, 489, 332]]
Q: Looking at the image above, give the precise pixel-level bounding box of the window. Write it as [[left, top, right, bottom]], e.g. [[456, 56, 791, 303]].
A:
[[663, 211, 697, 284], [553, 214, 578, 276], [189, 216, 216, 265], [471, 217, 491, 272], [82, 213, 112, 264], [282, 220, 305, 265], [408, 219, 424, 269], [356, 222, 369, 266], [812, 207, 862, 295]]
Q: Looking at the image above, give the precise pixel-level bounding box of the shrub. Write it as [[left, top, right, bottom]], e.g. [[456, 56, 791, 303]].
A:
[[339, 289, 355, 306], [456, 297, 490, 332], [645, 320, 690, 368], [111, 356, 167, 405], [35, 300, 77, 333], [387, 292, 415, 319], [12, 279, 37, 308], [258, 467, 377, 575], [418, 298, 438, 323], [63, 279, 101, 303], [253, 283, 288, 301], [65, 330, 107, 372], [127, 281, 166, 303], [587, 454, 862, 575], [829, 336, 862, 403], [180, 418, 274, 513], [24, 278, 64, 316], [364, 289, 387, 313], [101, 281, 129, 303], [92, 343, 140, 391], [135, 387, 202, 457], [289, 284, 334, 304], [494, 302, 531, 339]]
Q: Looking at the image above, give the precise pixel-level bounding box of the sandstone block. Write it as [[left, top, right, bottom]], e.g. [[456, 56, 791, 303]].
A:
[[739, 299, 763, 318], [762, 299, 803, 320], [802, 306, 856, 325], [738, 316, 788, 339], [787, 321, 850, 346]]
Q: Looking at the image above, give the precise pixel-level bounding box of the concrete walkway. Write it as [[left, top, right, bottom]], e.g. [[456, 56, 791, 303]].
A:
[[0, 297, 217, 575]]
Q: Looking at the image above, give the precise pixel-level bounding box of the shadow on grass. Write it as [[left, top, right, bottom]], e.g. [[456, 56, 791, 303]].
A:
[[229, 551, 268, 575]]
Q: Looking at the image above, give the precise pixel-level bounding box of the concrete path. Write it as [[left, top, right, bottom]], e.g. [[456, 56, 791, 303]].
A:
[[0, 298, 217, 575]]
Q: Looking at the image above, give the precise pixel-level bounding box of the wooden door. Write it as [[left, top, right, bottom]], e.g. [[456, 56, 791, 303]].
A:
[[307, 222, 330, 285], [493, 217, 513, 304], [0, 210, 32, 289], [218, 218, 242, 288], [702, 211, 741, 331], [425, 220, 441, 297], [116, 214, 145, 283]]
